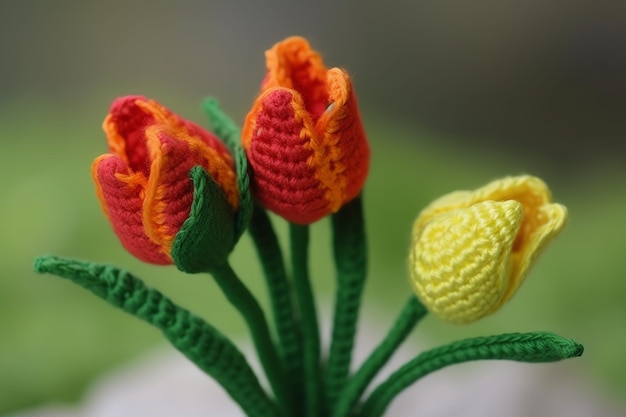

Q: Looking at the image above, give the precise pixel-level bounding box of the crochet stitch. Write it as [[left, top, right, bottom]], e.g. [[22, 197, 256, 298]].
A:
[[170, 166, 235, 274], [242, 37, 370, 225], [93, 96, 238, 265], [34, 256, 279, 417], [34, 36, 583, 417], [409, 175, 567, 323], [360, 332, 583, 417]]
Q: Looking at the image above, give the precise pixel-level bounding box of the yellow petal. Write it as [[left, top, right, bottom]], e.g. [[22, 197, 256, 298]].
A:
[[505, 202, 567, 303], [409, 200, 524, 323], [414, 176, 551, 235]]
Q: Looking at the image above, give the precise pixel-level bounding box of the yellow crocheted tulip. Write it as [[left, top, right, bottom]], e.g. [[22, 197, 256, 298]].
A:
[[409, 176, 567, 323]]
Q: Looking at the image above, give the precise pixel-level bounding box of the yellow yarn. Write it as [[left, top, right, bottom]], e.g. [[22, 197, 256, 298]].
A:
[[408, 176, 567, 324]]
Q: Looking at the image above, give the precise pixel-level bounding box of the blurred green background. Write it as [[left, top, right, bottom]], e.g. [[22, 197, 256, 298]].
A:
[[1, 0, 625, 414]]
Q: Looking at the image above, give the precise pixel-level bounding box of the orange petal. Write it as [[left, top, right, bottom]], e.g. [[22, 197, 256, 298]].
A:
[[142, 126, 207, 251], [312, 68, 370, 212]]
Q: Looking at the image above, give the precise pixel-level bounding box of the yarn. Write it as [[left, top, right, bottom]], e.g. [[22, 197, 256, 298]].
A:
[[360, 332, 584, 417], [93, 96, 239, 264], [170, 166, 235, 274], [33, 37, 585, 417], [248, 204, 304, 407], [33, 256, 279, 417], [168, 165, 293, 413], [290, 223, 323, 417], [202, 98, 253, 242], [325, 195, 367, 411], [409, 175, 568, 323], [210, 262, 292, 416], [242, 37, 370, 224], [332, 297, 427, 417]]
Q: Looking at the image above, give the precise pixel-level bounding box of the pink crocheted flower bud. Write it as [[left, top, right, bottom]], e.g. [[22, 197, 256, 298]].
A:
[[92, 96, 239, 265], [242, 36, 370, 224]]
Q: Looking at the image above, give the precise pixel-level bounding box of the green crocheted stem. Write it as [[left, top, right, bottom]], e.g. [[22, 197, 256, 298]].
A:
[[249, 205, 304, 407], [33, 255, 278, 417], [202, 98, 239, 151], [202, 98, 252, 242], [325, 196, 367, 410], [290, 223, 323, 417], [210, 262, 291, 416], [332, 296, 427, 417], [360, 331, 584, 417]]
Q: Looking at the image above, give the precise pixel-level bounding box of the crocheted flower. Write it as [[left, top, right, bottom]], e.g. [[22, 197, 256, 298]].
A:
[[92, 96, 239, 266], [242, 36, 370, 224], [408, 176, 567, 324]]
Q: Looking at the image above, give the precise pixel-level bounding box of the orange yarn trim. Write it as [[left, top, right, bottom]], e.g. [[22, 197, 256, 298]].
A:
[[97, 96, 239, 260], [92, 154, 112, 219], [243, 37, 370, 223], [92, 153, 171, 264], [136, 99, 239, 211], [141, 123, 238, 253], [242, 96, 263, 152], [310, 68, 351, 212], [264, 36, 328, 120], [141, 127, 171, 253], [102, 114, 129, 166]]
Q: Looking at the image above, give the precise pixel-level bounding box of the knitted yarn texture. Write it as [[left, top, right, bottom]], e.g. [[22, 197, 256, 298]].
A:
[[242, 36, 370, 225], [409, 175, 567, 323], [93, 96, 239, 265], [34, 36, 582, 417]]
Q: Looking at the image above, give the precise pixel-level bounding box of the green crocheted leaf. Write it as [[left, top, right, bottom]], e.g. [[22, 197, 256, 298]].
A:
[[360, 331, 584, 417], [171, 166, 235, 274], [33, 256, 279, 417], [202, 98, 252, 243]]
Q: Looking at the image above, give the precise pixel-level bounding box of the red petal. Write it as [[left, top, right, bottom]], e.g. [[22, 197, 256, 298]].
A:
[[104, 96, 155, 176], [264, 37, 329, 121], [93, 155, 171, 264], [244, 88, 329, 224]]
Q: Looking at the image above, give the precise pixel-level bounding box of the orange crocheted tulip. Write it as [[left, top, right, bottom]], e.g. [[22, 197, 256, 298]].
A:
[[242, 36, 370, 224], [92, 96, 239, 264]]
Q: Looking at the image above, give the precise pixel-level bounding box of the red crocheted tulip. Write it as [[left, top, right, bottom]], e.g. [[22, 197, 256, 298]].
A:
[[92, 96, 239, 264], [242, 37, 370, 224]]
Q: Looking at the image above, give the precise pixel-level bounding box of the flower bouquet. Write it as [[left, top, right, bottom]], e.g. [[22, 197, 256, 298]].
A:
[[34, 36, 583, 417]]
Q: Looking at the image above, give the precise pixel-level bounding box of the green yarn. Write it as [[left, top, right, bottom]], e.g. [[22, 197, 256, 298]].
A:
[[210, 262, 291, 416], [34, 98, 586, 416], [171, 166, 235, 274], [249, 205, 304, 409], [201, 100, 290, 410], [202, 98, 239, 152], [359, 331, 584, 417], [33, 256, 279, 417], [332, 296, 427, 417], [290, 223, 323, 417], [325, 196, 367, 410], [202, 98, 252, 242]]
